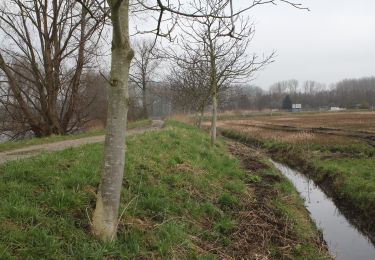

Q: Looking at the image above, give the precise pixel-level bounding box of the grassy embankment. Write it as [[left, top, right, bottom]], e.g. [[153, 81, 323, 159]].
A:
[[0, 119, 152, 152], [0, 121, 328, 259], [221, 126, 375, 241]]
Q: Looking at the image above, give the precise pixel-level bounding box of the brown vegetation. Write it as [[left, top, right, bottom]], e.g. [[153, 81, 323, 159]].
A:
[[219, 111, 375, 245], [216, 111, 375, 146], [226, 142, 329, 259]]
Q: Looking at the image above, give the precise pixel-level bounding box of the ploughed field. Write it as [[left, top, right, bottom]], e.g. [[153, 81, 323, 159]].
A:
[[217, 111, 375, 146], [219, 111, 375, 244], [239, 111, 375, 132]]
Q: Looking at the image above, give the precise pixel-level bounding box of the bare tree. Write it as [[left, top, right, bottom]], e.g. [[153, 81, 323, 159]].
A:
[[303, 80, 327, 94], [221, 84, 264, 111], [0, 0, 106, 137], [81, 71, 109, 127], [287, 79, 299, 94], [167, 48, 211, 127], [174, 2, 274, 144], [130, 40, 161, 118]]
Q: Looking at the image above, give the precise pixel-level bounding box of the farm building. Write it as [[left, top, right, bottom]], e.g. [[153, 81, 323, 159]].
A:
[[292, 104, 302, 112], [330, 107, 346, 111]]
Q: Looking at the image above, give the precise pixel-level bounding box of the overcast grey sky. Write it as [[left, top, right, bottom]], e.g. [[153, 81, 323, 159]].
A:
[[247, 0, 375, 88]]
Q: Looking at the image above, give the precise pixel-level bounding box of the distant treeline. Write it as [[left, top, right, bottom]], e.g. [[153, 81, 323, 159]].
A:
[[2, 73, 373, 139], [222, 77, 375, 111]]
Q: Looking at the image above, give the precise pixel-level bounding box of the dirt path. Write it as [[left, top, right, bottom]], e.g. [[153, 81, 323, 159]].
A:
[[0, 120, 164, 164]]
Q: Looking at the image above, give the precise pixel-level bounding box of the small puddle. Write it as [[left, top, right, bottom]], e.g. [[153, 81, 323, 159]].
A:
[[272, 161, 375, 260]]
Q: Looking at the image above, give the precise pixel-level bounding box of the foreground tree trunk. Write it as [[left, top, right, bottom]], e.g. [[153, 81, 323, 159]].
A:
[[92, 0, 134, 241]]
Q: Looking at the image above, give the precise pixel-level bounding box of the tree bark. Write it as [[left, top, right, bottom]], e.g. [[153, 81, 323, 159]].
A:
[[211, 93, 217, 145], [198, 105, 204, 129], [209, 34, 218, 146], [142, 85, 148, 118], [92, 0, 134, 241]]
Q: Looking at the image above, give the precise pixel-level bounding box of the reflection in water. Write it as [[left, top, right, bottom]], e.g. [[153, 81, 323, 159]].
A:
[[272, 161, 375, 260]]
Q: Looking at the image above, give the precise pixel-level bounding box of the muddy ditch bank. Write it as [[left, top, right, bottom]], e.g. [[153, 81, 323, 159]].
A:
[[226, 141, 330, 259], [221, 129, 375, 246]]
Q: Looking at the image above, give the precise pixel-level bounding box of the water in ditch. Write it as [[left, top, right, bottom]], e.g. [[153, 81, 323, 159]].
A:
[[272, 161, 375, 260]]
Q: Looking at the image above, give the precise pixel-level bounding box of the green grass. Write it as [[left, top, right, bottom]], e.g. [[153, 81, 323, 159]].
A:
[[0, 121, 244, 258], [314, 158, 375, 216], [0, 121, 329, 259], [125, 118, 153, 130], [0, 119, 152, 152]]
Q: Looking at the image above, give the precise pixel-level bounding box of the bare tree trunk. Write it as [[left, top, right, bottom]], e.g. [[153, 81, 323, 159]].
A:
[[211, 93, 217, 145], [92, 0, 134, 241], [198, 105, 204, 128], [142, 86, 148, 118], [209, 35, 218, 146], [195, 112, 200, 127]]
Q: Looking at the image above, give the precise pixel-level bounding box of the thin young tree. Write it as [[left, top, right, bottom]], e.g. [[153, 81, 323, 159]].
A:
[[130, 40, 161, 119], [167, 50, 211, 127], [176, 2, 274, 144]]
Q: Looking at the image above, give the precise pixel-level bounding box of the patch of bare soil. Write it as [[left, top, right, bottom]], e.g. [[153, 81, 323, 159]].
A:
[[254, 112, 375, 133], [215, 111, 375, 147]]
